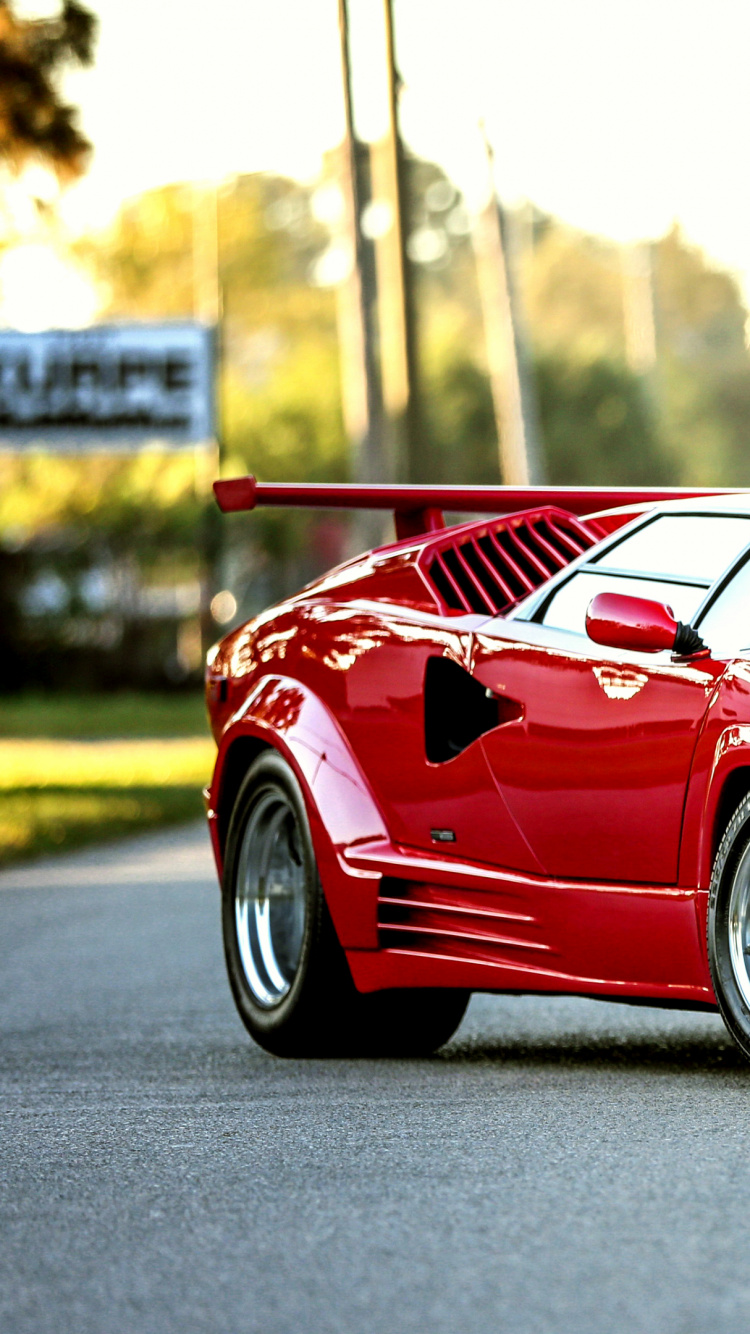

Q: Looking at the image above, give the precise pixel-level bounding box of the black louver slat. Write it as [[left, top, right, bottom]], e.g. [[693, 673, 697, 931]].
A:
[[428, 555, 464, 610], [477, 533, 528, 599], [539, 517, 586, 558], [440, 547, 493, 614]]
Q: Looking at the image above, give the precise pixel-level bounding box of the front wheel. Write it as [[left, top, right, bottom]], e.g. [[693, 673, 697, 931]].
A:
[[221, 750, 469, 1057], [708, 792, 750, 1061]]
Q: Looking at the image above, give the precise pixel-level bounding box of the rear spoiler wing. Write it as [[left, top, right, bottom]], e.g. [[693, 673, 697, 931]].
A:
[[213, 475, 741, 541]]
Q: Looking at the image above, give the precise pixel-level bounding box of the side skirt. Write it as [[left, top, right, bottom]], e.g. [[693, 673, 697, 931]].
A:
[[342, 839, 715, 1005]]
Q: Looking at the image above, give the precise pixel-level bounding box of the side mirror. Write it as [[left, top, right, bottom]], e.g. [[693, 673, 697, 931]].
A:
[[585, 591, 706, 656]]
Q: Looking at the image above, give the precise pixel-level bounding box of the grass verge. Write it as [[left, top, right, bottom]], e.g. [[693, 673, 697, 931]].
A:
[[0, 691, 209, 739], [0, 786, 205, 863], [0, 735, 216, 866]]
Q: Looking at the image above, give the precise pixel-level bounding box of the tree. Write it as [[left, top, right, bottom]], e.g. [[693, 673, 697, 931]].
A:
[[536, 354, 669, 485], [0, 0, 96, 181], [83, 174, 348, 497]]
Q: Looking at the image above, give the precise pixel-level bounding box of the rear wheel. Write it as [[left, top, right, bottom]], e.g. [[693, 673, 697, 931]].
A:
[[221, 751, 469, 1057], [708, 792, 750, 1061]]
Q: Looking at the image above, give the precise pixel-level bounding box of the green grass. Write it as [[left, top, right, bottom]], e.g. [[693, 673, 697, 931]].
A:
[[0, 693, 216, 865], [0, 786, 205, 863], [0, 690, 210, 738]]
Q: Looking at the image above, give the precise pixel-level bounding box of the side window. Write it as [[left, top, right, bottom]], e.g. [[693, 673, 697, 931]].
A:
[[540, 571, 706, 636], [697, 559, 750, 658], [534, 513, 750, 639]]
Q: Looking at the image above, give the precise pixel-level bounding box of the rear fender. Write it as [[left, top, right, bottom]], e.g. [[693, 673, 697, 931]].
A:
[[208, 674, 385, 948]]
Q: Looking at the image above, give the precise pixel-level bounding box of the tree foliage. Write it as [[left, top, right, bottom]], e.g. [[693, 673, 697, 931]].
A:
[[536, 355, 668, 485], [0, 0, 95, 180], [82, 173, 348, 503], [12, 154, 750, 685]]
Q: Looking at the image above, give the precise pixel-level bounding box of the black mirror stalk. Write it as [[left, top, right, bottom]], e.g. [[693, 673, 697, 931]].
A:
[[673, 622, 708, 656]]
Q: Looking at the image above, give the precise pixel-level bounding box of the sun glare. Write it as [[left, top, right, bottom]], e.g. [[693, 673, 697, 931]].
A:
[[0, 244, 102, 332]]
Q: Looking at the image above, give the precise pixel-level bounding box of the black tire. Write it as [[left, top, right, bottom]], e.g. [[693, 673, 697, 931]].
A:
[[708, 792, 750, 1061], [221, 750, 470, 1057]]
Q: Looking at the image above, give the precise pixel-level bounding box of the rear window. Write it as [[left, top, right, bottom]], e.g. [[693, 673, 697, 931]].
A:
[[591, 514, 750, 582]]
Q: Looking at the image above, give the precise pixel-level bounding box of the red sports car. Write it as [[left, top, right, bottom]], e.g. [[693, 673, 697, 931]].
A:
[[205, 477, 750, 1060]]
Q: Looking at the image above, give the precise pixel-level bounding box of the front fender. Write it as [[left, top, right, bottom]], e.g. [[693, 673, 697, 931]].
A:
[[681, 663, 750, 889], [207, 674, 386, 948]]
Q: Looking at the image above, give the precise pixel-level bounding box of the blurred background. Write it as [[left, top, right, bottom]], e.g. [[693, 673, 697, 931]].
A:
[[1, 0, 750, 861]]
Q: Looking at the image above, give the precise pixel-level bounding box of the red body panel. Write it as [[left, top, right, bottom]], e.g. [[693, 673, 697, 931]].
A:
[[207, 658, 714, 1002], [470, 623, 723, 884], [206, 487, 750, 1009], [345, 840, 710, 1004]]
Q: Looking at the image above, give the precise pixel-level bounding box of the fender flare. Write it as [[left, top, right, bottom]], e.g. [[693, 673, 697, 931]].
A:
[[207, 674, 386, 949], [682, 725, 750, 889]]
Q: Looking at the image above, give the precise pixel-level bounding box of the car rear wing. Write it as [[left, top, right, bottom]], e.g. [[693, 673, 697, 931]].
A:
[[213, 476, 741, 540]]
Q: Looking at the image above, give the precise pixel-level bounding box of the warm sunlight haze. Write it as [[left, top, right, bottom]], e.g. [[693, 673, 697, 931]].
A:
[[51, 0, 750, 292]]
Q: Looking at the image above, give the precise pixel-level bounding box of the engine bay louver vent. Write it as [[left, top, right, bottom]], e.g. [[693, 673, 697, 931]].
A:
[[424, 508, 599, 616]]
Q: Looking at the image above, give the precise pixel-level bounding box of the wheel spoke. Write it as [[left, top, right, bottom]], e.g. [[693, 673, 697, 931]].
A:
[[235, 900, 276, 1006], [233, 784, 308, 1009], [728, 843, 750, 1008], [255, 898, 289, 995]]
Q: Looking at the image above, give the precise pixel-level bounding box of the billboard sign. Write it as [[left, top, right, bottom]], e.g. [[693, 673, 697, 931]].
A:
[[0, 323, 214, 450]]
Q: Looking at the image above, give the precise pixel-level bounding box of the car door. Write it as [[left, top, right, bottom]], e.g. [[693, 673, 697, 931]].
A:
[[469, 510, 750, 885], [471, 617, 722, 884]]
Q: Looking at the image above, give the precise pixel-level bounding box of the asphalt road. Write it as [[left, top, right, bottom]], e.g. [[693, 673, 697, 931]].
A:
[[2, 825, 750, 1334]]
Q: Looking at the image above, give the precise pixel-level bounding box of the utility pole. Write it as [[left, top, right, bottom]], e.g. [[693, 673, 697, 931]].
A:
[[472, 130, 545, 484], [336, 0, 384, 485], [336, 0, 389, 551], [369, 0, 421, 481]]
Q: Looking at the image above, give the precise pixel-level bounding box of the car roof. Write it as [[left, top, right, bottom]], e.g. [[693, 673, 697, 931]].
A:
[[592, 492, 750, 521]]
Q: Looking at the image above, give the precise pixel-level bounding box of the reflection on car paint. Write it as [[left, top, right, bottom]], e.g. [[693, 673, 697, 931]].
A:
[[593, 666, 649, 700], [206, 492, 750, 1020]]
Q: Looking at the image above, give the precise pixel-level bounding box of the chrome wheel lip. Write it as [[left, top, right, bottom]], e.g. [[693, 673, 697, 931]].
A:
[[234, 787, 307, 1009], [728, 842, 750, 1010]]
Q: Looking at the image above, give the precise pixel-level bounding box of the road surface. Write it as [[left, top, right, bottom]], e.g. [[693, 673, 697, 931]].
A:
[[2, 822, 749, 1334]]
